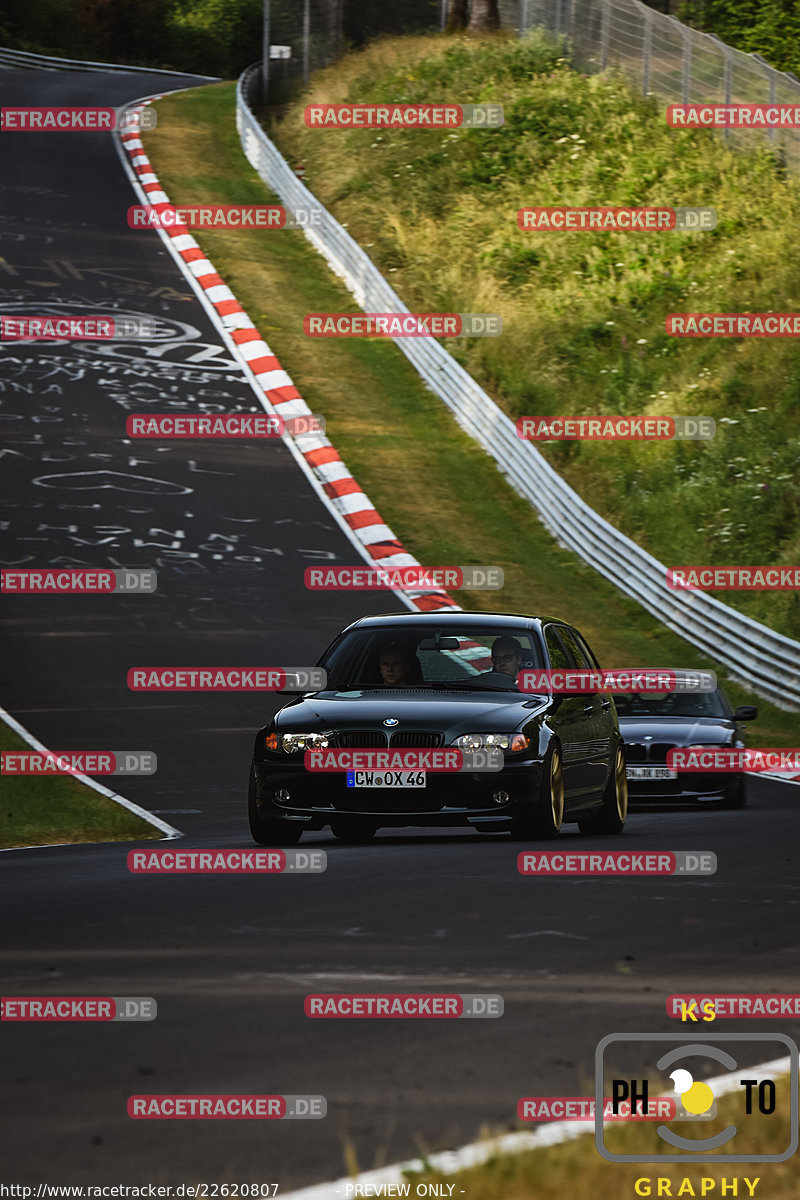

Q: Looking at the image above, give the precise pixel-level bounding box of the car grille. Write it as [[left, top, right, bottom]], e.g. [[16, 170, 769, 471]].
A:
[[625, 741, 674, 764], [335, 731, 387, 748], [334, 731, 445, 749], [390, 731, 444, 748]]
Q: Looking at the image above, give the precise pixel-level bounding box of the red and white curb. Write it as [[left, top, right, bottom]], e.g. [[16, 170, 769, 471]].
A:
[[0, 705, 180, 850], [116, 99, 458, 615]]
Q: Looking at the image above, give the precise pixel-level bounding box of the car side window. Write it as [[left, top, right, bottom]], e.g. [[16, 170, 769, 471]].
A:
[[559, 626, 594, 670], [570, 628, 601, 671], [544, 625, 574, 670]]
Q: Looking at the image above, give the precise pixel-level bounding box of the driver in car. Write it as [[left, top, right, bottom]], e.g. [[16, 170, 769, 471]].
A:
[[490, 636, 524, 680], [379, 645, 419, 686]]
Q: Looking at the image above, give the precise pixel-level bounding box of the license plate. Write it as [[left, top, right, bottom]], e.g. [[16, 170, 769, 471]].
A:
[[626, 766, 677, 781], [346, 770, 427, 788]]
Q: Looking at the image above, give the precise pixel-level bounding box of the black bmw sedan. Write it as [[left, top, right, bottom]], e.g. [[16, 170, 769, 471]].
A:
[[614, 686, 757, 808], [248, 611, 627, 844]]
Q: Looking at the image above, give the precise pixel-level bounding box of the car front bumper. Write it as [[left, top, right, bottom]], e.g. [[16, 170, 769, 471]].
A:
[[626, 772, 742, 803], [252, 757, 548, 829]]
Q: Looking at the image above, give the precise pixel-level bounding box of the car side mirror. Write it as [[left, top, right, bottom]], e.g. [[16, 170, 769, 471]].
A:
[[733, 705, 758, 721], [277, 668, 327, 695]]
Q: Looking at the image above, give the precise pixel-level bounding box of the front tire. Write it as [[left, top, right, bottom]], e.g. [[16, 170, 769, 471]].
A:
[[248, 768, 302, 845], [717, 774, 746, 809], [578, 744, 627, 835], [511, 743, 564, 840]]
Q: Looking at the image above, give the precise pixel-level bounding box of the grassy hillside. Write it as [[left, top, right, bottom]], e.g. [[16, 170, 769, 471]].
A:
[[268, 30, 800, 639], [141, 78, 799, 740]]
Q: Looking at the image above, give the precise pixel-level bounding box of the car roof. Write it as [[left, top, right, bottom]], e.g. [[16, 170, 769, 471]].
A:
[[341, 611, 566, 633]]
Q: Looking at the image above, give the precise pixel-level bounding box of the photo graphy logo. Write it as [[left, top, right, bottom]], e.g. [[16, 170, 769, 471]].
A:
[[595, 1033, 799, 1162]]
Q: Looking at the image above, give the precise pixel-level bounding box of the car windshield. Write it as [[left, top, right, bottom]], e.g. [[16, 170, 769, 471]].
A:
[[612, 691, 729, 719], [322, 626, 544, 691]]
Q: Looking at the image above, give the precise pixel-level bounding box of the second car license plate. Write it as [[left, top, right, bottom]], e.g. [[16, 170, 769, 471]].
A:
[[626, 766, 677, 781], [346, 770, 427, 788]]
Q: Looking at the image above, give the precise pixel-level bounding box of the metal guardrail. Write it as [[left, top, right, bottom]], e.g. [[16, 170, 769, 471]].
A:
[[235, 64, 800, 709], [0, 44, 220, 79]]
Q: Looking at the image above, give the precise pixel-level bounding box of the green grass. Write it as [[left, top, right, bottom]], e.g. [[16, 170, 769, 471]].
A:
[[401, 1075, 797, 1199], [266, 29, 800, 639], [139, 76, 800, 743], [0, 721, 160, 849]]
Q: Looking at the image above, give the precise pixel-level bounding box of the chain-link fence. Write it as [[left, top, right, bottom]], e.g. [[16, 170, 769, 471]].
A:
[[517, 0, 800, 171], [263, 0, 439, 105], [263, 0, 800, 169]]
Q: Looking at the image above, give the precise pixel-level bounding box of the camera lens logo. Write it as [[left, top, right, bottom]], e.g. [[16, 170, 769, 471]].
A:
[[595, 1033, 799, 1163], [671, 1068, 715, 1116], [658, 1045, 731, 1150]]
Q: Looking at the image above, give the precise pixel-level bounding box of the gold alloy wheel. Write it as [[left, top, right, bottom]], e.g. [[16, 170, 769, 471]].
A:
[[550, 747, 565, 828], [615, 746, 628, 822]]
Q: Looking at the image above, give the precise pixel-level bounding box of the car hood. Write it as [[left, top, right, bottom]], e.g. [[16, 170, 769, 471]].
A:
[[617, 717, 737, 746], [275, 689, 548, 733]]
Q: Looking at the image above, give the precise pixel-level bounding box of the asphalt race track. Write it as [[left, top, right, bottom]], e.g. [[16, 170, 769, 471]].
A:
[[1, 68, 799, 1191]]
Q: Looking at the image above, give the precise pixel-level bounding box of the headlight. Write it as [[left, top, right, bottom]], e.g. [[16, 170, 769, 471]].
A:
[[267, 731, 332, 754], [454, 733, 531, 753]]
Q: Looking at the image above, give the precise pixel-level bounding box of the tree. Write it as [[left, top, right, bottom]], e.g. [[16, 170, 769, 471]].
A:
[[676, 0, 800, 75], [468, 0, 499, 33], [446, 0, 468, 31]]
